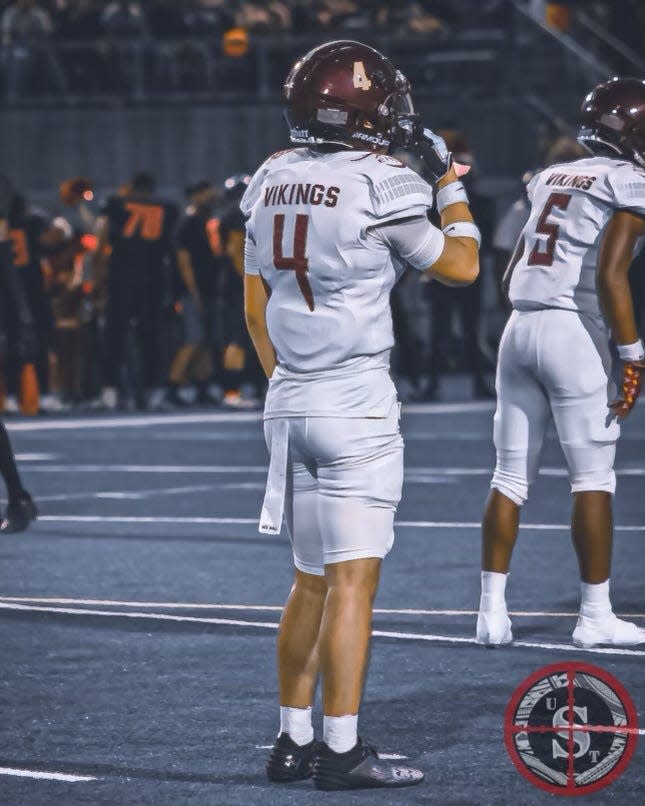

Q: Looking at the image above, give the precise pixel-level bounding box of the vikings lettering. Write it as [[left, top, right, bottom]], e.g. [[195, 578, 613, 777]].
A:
[[545, 172, 597, 190], [264, 183, 340, 208]]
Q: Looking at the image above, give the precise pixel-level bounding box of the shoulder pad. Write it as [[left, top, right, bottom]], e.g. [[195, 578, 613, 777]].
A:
[[609, 161, 645, 211], [240, 149, 305, 218], [364, 158, 433, 222]]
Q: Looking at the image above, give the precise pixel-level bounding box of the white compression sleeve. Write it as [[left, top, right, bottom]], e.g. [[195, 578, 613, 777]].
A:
[[244, 231, 260, 275], [369, 215, 446, 271]]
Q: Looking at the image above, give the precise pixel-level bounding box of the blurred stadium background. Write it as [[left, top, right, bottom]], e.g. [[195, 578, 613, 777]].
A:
[[1, 0, 644, 412]]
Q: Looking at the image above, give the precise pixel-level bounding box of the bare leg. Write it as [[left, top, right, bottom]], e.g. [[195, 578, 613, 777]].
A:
[[278, 569, 327, 708], [571, 491, 612, 584], [482, 488, 521, 573], [319, 558, 381, 716]]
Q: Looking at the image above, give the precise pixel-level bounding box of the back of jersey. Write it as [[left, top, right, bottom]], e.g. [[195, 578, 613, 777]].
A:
[[105, 194, 177, 284], [509, 156, 645, 320], [243, 148, 432, 375]]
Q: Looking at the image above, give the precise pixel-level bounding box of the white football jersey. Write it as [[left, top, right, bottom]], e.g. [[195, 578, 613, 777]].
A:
[[509, 155, 645, 320], [242, 147, 435, 418]]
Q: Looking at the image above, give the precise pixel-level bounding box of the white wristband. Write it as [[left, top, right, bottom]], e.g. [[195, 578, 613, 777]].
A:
[[443, 221, 481, 248], [436, 181, 469, 213], [617, 339, 645, 361]]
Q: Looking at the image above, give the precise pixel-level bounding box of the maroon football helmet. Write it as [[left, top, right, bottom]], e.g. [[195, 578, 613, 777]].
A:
[[284, 40, 416, 151], [578, 77, 645, 169]]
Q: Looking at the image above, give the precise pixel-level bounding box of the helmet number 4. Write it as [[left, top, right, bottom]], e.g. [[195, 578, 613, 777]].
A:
[[273, 213, 314, 311], [353, 61, 372, 91]]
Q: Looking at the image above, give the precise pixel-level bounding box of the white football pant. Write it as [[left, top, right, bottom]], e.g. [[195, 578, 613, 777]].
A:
[[264, 403, 403, 576], [492, 309, 620, 505]]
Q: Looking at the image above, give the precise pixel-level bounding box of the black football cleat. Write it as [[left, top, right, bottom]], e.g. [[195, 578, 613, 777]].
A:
[[313, 738, 424, 791], [1, 491, 38, 534], [266, 733, 317, 783]]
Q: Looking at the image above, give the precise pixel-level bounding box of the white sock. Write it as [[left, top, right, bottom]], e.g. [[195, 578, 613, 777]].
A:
[[279, 706, 314, 746], [580, 579, 612, 620], [323, 714, 358, 754], [480, 571, 508, 609]]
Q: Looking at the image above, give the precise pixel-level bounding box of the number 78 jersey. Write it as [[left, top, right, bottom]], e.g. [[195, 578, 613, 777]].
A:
[[509, 155, 645, 321]]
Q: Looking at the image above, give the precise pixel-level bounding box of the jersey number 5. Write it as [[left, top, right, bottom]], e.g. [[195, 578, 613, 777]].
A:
[[273, 213, 314, 311], [528, 192, 572, 267]]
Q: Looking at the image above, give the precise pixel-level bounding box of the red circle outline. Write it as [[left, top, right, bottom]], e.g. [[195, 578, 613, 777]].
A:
[[503, 661, 639, 797]]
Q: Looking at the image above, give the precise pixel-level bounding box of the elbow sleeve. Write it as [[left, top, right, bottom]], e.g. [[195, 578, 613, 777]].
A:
[[244, 232, 260, 276]]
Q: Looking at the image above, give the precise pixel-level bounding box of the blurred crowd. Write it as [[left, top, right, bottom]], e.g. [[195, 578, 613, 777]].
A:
[[1, 1, 505, 40], [9, 128, 645, 417], [0, 1, 640, 98], [0, 0, 502, 97]]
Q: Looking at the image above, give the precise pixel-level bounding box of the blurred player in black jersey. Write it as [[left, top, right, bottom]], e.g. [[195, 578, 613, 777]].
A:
[[0, 175, 37, 531], [94, 172, 178, 410], [219, 173, 260, 408], [7, 194, 61, 412], [166, 180, 223, 406]]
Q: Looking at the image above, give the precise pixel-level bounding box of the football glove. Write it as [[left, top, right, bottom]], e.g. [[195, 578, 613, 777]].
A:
[[392, 120, 470, 182], [610, 360, 645, 418]]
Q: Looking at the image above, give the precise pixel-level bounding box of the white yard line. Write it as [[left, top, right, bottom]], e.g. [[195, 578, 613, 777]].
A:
[[0, 766, 97, 782], [14, 453, 58, 461], [2, 602, 645, 657], [6, 413, 263, 431], [17, 463, 645, 480], [35, 484, 217, 503], [37, 515, 259, 525], [18, 464, 267, 474], [1, 597, 642, 620], [32, 514, 645, 532], [3, 402, 499, 433]]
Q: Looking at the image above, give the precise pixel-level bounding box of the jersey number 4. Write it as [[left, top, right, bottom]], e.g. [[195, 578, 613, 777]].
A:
[[528, 192, 572, 267], [273, 213, 314, 311]]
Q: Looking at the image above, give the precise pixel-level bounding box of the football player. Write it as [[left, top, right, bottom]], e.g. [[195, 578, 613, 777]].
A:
[[167, 180, 221, 407], [0, 175, 37, 531], [94, 172, 178, 410], [243, 41, 479, 790], [477, 78, 645, 649], [219, 174, 259, 408]]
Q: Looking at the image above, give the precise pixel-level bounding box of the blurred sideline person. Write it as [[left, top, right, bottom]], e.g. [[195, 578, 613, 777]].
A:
[[52, 178, 99, 405], [478, 78, 645, 649], [424, 132, 495, 399], [244, 41, 479, 790], [219, 173, 259, 408], [0, 174, 37, 531], [94, 172, 178, 410], [167, 180, 221, 406], [7, 193, 66, 413]]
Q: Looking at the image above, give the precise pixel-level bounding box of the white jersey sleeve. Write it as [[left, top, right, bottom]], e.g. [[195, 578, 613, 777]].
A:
[[609, 163, 645, 217], [368, 215, 445, 271]]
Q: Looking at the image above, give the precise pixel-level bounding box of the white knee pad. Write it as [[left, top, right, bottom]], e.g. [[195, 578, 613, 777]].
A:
[[570, 468, 616, 496], [490, 469, 529, 506]]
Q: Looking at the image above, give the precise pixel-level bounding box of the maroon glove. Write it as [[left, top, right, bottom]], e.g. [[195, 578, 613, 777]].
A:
[[610, 360, 645, 417]]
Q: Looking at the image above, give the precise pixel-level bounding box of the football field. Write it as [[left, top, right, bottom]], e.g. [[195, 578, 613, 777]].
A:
[[0, 401, 644, 805]]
